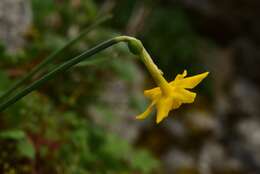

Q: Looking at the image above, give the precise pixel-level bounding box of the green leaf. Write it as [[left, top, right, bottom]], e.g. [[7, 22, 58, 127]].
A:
[[75, 56, 107, 67], [131, 150, 159, 174], [17, 139, 36, 159], [0, 129, 26, 140], [101, 134, 131, 160], [0, 71, 11, 96]]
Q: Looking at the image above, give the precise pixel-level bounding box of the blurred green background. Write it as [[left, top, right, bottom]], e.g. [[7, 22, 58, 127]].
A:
[[1, 0, 260, 173]]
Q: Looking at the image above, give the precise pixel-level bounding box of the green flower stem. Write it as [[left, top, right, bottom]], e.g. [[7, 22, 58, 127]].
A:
[[0, 36, 142, 112], [140, 49, 171, 94], [0, 15, 111, 102]]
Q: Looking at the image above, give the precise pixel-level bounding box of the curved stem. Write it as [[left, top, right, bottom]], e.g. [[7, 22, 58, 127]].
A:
[[0, 36, 134, 112], [0, 16, 111, 102], [140, 49, 171, 94]]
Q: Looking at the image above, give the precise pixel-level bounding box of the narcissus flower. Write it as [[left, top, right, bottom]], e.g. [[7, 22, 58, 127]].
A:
[[136, 48, 209, 123]]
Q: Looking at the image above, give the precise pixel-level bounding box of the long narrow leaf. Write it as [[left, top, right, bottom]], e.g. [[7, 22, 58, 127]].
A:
[[0, 37, 119, 112], [0, 15, 111, 102]]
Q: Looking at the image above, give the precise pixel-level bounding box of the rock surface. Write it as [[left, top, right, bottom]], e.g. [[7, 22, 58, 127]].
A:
[[0, 0, 32, 53]]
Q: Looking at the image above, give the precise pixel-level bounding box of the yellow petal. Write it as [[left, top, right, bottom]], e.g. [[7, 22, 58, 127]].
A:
[[173, 88, 196, 103], [136, 100, 157, 120], [156, 97, 173, 124], [172, 100, 182, 109], [144, 87, 161, 99], [171, 72, 209, 89]]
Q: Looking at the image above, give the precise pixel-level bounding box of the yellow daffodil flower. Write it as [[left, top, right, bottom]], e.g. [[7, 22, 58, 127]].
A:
[[136, 48, 209, 124]]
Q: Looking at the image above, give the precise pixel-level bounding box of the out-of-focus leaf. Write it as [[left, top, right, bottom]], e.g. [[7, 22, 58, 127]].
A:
[[0, 129, 35, 159], [101, 134, 130, 160], [110, 58, 138, 81], [75, 56, 108, 67], [131, 150, 159, 174], [17, 139, 36, 159], [0, 71, 11, 96], [0, 129, 26, 140]]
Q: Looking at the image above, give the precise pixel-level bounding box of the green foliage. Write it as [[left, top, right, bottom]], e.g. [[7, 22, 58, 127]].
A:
[[0, 129, 35, 159], [58, 115, 158, 173], [17, 137, 35, 159], [0, 72, 11, 96], [0, 130, 26, 140], [131, 150, 159, 173], [0, 0, 159, 173]]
